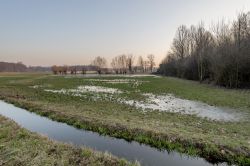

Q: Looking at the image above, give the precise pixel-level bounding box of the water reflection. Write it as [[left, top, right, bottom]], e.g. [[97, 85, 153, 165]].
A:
[[0, 101, 226, 166]]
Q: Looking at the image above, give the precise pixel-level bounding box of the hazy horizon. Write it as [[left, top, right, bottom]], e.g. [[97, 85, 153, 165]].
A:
[[1, 0, 250, 67]]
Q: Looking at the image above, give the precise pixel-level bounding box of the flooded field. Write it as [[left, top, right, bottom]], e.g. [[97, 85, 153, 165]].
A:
[[36, 78, 242, 121]]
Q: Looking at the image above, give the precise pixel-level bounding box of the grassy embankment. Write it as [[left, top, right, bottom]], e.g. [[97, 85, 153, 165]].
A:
[[0, 115, 137, 166], [0, 73, 249, 165]]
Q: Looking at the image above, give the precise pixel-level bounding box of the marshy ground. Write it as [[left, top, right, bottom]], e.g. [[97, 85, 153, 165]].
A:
[[0, 73, 249, 165]]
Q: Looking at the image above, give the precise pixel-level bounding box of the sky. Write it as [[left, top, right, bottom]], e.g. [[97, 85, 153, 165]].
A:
[[0, 0, 250, 67]]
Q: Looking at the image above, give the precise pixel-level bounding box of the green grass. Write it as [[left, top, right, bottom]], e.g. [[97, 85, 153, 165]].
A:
[[143, 76, 250, 110], [0, 115, 137, 166], [0, 73, 249, 165]]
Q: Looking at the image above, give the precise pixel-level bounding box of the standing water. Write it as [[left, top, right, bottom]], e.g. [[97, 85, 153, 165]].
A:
[[0, 101, 227, 166]]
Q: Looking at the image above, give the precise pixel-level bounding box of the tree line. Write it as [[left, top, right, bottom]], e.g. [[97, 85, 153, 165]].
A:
[[52, 54, 156, 75], [158, 11, 250, 88], [0, 62, 27, 72], [92, 54, 155, 74], [0, 62, 51, 72], [51, 65, 98, 75], [101, 54, 155, 74]]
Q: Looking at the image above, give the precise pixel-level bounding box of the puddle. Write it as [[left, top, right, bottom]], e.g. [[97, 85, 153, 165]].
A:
[[78, 85, 123, 94], [44, 85, 122, 95]]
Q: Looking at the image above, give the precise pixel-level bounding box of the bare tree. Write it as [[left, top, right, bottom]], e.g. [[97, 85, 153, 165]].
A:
[[62, 65, 68, 75], [232, 12, 249, 87], [70, 66, 77, 75], [126, 54, 134, 73], [147, 54, 155, 72], [92, 56, 107, 74], [82, 67, 86, 74], [210, 20, 233, 85], [192, 22, 214, 82], [118, 54, 128, 74], [172, 25, 190, 59], [137, 56, 144, 73], [144, 61, 148, 72], [159, 11, 250, 88], [111, 55, 129, 74], [51, 65, 58, 75], [51, 65, 67, 75], [111, 56, 120, 74]]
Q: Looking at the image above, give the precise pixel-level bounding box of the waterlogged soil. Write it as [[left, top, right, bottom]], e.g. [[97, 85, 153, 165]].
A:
[[39, 83, 242, 121], [0, 100, 227, 166], [119, 93, 242, 121]]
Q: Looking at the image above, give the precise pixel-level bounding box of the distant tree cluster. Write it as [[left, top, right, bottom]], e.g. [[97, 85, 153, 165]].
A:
[[0, 62, 27, 72], [111, 54, 134, 74], [158, 12, 250, 88], [0, 62, 52, 73], [51, 65, 98, 75], [51, 54, 155, 75], [110, 54, 155, 74], [27, 66, 51, 72], [56, 55, 156, 75], [51, 65, 68, 75], [92, 56, 107, 74]]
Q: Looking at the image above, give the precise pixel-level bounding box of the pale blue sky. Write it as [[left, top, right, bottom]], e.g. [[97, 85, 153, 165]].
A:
[[0, 0, 249, 66]]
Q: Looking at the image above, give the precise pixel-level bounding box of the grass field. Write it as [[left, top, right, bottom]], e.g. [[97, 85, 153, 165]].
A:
[[0, 115, 136, 166], [0, 73, 249, 165]]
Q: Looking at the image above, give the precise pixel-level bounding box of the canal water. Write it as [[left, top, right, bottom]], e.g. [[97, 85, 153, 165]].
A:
[[0, 100, 226, 166]]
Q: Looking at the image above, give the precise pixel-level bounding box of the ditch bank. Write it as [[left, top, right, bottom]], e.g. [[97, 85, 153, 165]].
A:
[[0, 96, 249, 166]]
